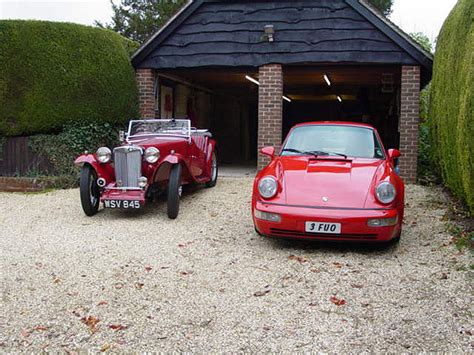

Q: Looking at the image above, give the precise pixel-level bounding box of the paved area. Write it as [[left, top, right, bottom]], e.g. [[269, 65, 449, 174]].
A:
[[0, 178, 472, 352]]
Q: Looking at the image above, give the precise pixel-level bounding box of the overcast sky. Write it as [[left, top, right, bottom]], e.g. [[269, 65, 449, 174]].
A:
[[0, 0, 458, 44]]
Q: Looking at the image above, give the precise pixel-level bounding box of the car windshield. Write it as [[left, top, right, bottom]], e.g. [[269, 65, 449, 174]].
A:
[[281, 125, 385, 159], [128, 119, 191, 138]]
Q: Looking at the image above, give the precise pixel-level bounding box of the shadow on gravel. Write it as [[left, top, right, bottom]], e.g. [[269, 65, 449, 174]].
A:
[[94, 184, 209, 221], [265, 237, 399, 255]]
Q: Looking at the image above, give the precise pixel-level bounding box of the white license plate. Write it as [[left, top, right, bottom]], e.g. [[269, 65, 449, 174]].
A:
[[305, 221, 341, 234], [104, 200, 141, 209]]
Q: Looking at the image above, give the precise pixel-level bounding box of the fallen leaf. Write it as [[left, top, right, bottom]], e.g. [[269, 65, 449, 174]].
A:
[[80, 316, 100, 332], [310, 268, 320, 273], [330, 296, 346, 306], [333, 262, 343, 269], [100, 343, 111, 352], [145, 266, 152, 272], [109, 324, 128, 331], [98, 301, 108, 306], [21, 329, 30, 338], [53, 277, 60, 284], [440, 273, 448, 280], [114, 282, 124, 289], [351, 284, 363, 289], [254, 289, 271, 297], [308, 302, 318, 307], [288, 255, 307, 264], [34, 325, 48, 332], [135, 282, 144, 289]]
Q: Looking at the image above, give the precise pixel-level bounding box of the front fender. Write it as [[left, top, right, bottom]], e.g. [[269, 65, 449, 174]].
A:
[[74, 154, 115, 181]]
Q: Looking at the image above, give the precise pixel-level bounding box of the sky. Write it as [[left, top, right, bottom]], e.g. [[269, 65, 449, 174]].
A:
[[0, 0, 458, 44]]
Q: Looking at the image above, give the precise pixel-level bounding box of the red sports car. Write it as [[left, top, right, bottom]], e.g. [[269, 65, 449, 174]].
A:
[[75, 119, 217, 219], [252, 122, 404, 243]]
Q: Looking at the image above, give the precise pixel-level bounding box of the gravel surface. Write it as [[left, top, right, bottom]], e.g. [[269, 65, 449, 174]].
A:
[[0, 178, 472, 352]]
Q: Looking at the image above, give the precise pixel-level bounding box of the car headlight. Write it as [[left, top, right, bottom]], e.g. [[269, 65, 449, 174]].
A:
[[258, 176, 278, 199], [375, 181, 396, 204], [145, 147, 160, 164], [96, 147, 112, 164]]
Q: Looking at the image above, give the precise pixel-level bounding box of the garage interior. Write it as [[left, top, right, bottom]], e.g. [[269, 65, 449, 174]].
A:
[[158, 64, 402, 165]]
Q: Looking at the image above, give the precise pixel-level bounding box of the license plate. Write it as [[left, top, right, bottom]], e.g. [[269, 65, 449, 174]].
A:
[[305, 221, 341, 234], [104, 200, 141, 209]]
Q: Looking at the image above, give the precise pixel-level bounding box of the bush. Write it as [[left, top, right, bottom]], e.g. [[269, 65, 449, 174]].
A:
[[0, 20, 139, 136], [29, 121, 122, 177], [429, 0, 474, 214]]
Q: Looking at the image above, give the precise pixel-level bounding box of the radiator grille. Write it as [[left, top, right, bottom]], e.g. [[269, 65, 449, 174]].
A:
[[114, 146, 142, 188]]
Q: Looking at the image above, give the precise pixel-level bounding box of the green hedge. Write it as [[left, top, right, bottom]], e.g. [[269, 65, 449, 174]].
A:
[[0, 20, 139, 136], [429, 0, 474, 214]]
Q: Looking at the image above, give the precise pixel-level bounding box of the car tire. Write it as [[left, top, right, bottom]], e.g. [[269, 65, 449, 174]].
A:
[[392, 230, 402, 244], [205, 151, 218, 188], [80, 165, 100, 216], [167, 163, 182, 219]]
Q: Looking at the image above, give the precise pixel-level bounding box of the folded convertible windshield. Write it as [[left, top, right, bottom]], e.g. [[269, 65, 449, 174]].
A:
[[281, 125, 385, 159]]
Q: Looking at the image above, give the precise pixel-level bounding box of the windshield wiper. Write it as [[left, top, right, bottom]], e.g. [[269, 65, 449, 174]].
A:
[[282, 148, 347, 159], [281, 148, 323, 157], [314, 151, 348, 159]]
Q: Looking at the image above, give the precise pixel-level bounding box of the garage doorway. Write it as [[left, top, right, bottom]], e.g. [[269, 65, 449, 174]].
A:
[[282, 65, 402, 149], [156, 68, 259, 166]]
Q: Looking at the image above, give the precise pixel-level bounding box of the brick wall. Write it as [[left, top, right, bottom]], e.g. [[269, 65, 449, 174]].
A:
[[258, 64, 283, 169], [136, 68, 155, 119], [399, 66, 421, 183]]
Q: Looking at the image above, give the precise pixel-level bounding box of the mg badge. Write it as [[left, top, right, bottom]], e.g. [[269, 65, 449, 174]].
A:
[[322, 196, 329, 203]]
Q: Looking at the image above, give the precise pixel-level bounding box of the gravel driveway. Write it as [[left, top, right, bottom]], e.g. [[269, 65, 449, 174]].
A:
[[0, 178, 472, 352]]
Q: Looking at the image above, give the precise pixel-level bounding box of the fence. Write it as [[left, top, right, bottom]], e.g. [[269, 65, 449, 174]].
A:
[[0, 136, 53, 176]]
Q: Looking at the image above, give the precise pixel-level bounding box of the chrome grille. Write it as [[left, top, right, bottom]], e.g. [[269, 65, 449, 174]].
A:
[[114, 146, 142, 188]]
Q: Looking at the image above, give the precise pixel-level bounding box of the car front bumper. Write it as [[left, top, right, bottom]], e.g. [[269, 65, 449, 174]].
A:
[[253, 200, 401, 242]]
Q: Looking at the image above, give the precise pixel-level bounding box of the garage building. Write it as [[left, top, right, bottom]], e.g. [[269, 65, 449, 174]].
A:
[[131, 0, 433, 182]]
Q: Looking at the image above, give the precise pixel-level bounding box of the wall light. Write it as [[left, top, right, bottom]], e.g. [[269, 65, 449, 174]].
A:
[[337, 95, 342, 103], [245, 75, 260, 86], [323, 74, 331, 87], [282, 96, 292, 102]]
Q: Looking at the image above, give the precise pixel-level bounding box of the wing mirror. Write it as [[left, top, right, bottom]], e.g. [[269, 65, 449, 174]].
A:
[[387, 149, 401, 160], [260, 146, 275, 158]]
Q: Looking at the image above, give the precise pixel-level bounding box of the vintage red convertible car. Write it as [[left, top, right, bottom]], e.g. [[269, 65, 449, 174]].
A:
[[252, 122, 404, 243], [74, 119, 217, 219]]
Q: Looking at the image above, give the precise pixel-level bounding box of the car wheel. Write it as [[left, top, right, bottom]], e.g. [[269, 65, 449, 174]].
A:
[[392, 230, 402, 244], [167, 163, 182, 219], [205, 151, 218, 188], [80, 165, 100, 216]]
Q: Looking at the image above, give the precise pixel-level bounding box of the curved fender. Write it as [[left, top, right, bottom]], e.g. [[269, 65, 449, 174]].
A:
[[74, 154, 114, 182], [205, 140, 217, 177], [159, 153, 195, 183]]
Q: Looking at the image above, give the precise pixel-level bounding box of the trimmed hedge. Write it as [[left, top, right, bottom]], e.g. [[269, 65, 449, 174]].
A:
[[429, 0, 474, 214], [0, 20, 139, 136]]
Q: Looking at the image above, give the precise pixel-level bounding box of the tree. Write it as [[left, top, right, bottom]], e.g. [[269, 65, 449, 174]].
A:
[[409, 32, 434, 53], [367, 0, 394, 16], [96, 0, 187, 43]]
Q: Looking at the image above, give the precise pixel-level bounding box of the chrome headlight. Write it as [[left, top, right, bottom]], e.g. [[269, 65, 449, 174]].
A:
[[96, 147, 112, 164], [145, 147, 160, 164], [258, 176, 278, 199], [375, 181, 396, 204]]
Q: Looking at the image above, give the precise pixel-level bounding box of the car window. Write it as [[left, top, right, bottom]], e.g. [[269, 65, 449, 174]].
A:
[[282, 125, 385, 159]]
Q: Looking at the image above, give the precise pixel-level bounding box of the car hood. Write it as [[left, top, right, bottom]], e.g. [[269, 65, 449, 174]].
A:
[[277, 157, 385, 208], [127, 136, 187, 150]]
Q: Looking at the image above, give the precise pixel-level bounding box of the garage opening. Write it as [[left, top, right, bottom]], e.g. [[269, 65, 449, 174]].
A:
[[155, 68, 259, 167], [282, 65, 402, 149]]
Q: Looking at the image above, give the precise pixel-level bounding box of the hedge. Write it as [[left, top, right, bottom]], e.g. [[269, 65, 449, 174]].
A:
[[0, 20, 139, 136], [429, 0, 474, 214]]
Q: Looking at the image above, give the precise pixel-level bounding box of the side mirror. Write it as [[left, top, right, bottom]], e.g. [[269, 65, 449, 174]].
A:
[[387, 149, 401, 160], [261, 146, 275, 158]]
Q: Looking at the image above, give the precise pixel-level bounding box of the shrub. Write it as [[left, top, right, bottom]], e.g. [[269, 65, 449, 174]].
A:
[[0, 20, 139, 136], [429, 0, 474, 214], [29, 121, 122, 177]]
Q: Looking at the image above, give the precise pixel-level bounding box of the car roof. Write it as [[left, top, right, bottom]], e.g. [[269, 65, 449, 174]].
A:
[[292, 121, 376, 130]]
